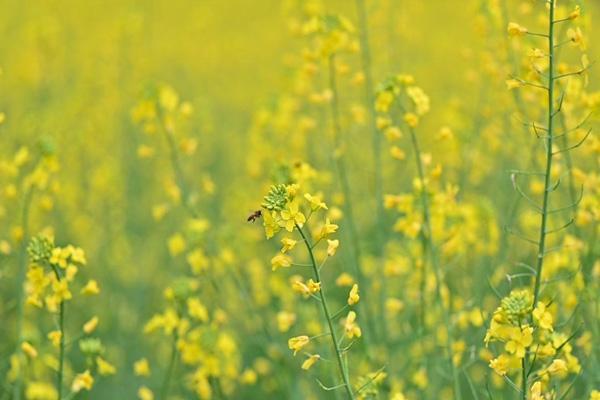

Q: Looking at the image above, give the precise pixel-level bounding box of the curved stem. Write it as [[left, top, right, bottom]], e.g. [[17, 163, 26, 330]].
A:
[[296, 224, 355, 400]]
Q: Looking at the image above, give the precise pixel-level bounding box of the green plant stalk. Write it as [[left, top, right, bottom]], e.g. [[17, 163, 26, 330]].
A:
[[354, 0, 389, 342], [521, 357, 527, 400], [532, 0, 555, 308], [50, 265, 66, 400], [12, 186, 34, 400], [407, 126, 462, 400], [160, 330, 179, 400], [296, 224, 355, 400], [57, 302, 65, 400], [327, 55, 376, 348]]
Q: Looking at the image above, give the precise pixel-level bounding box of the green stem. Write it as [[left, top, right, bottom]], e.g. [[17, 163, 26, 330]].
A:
[[13, 186, 34, 400], [159, 330, 179, 400], [296, 224, 355, 400], [532, 0, 555, 307], [407, 126, 461, 400], [327, 54, 376, 348], [355, 0, 384, 249], [354, 0, 388, 343], [521, 357, 527, 400], [50, 265, 65, 400], [57, 301, 65, 400]]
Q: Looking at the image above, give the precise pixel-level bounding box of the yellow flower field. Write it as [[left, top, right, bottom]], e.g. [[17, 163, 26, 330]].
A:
[[1, 0, 599, 399]]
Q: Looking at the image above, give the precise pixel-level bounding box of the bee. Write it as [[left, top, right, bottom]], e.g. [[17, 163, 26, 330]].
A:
[[247, 209, 262, 223]]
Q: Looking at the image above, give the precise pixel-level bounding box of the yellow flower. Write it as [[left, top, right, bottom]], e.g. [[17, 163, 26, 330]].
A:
[[52, 279, 72, 302], [96, 357, 116, 375], [384, 126, 403, 141], [318, 218, 338, 239], [590, 390, 600, 400], [569, 5, 581, 20], [411, 367, 428, 389], [533, 302, 553, 331], [240, 369, 258, 385], [271, 254, 292, 271], [505, 325, 533, 358], [344, 311, 362, 339], [134, 358, 151, 377], [48, 331, 62, 348], [138, 386, 154, 400], [288, 335, 310, 355], [304, 193, 328, 211], [69, 246, 86, 265], [81, 280, 100, 295], [186, 249, 209, 274], [21, 342, 38, 358], [137, 145, 155, 158], [336, 273, 354, 286], [327, 239, 339, 256], [531, 381, 543, 400], [507, 22, 528, 37], [280, 201, 306, 232], [391, 146, 406, 159], [375, 91, 394, 113], [307, 279, 321, 293], [71, 370, 94, 392], [50, 248, 69, 268], [547, 359, 568, 376], [403, 112, 419, 128], [263, 210, 280, 239], [347, 284, 360, 305], [187, 298, 209, 321], [25, 382, 57, 400], [301, 354, 320, 370], [385, 298, 404, 315], [277, 311, 296, 332], [489, 354, 513, 376], [280, 237, 297, 253], [83, 316, 99, 334], [167, 233, 186, 256]]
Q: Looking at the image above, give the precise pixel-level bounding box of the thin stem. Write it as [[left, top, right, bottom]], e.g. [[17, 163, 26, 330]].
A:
[[50, 265, 65, 400], [13, 186, 34, 400], [532, 0, 555, 307], [407, 127, 462, 400], [57, 301, 65, 400], [296, 224, 355, 400], [159, 330, 179, 400], [354, 0, 388, 344], [327, 54, 376, 347], [521, 357, 527, 400]]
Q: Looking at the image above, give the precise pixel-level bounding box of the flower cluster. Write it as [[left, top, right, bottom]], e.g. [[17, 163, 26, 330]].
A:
[[485, 289, 581, 397]]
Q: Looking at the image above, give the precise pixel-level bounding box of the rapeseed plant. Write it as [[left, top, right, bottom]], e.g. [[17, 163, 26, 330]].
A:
[[1, 0, 599, 399]]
